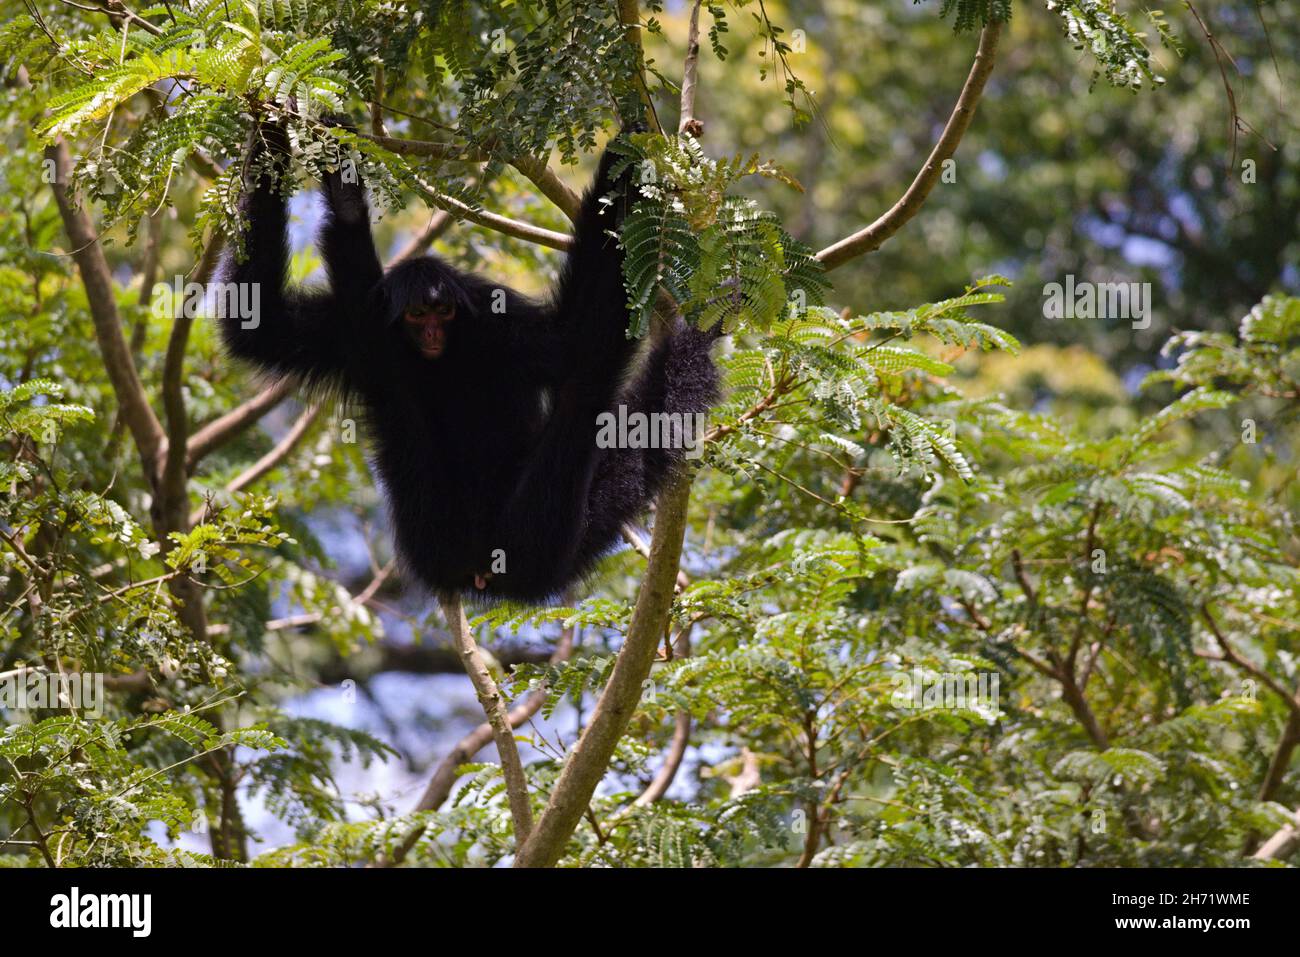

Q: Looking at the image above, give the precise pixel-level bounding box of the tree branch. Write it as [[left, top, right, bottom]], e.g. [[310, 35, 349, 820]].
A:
[[515, 468, 693, 867], [678, 1, 704, 136], [135, 211, 162, 308], [189, 403, 321, 525], [1200, 604, 1300, 714], [47, 140, 166, 479], [509, 154, 582, 223], [206, 560, 398, 640], [355, 132, 581, 223], [1257, 710, 1300, 804], [1252, 806, 1300, 862], [635, 626, 694, 807], [370, 63, 388, 137], [159, 238, 226, 527], [185, 378, 295, 472], [814, 20, 1003, 270], [380, 623, 576, 866], [1199, 604, 1300, 804], [360, 132, 467, 160], [621, 523, 690, 591], [391, 169, 498, 265], [391, 209, 456, 265], [411, 174, 572, 251], [440, 591, 534, 847], [617, 0, 660, 130], [637, 711, 691, 805], [159, 309, 194, 514]]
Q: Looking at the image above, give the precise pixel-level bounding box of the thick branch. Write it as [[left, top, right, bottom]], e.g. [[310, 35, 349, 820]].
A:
[[509, 155, 581, 223], [1059, 674, 1110, 750], [158, 238, 226, 527], [1258, 710, 1300, 804], [617, 0, 659, 129], [370, 64, 388, 137], [814, 21, 1003, 270], [47, 141, 166, 478], [159, 310, 194, 515], [441, 592, 534, 847], [602, 625, 695, 830], [515, 468, 693, 867], [135, 211, 162, 308]]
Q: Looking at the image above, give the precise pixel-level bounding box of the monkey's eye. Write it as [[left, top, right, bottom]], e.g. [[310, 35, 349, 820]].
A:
[[431, 302, 455, 319], [404, 307, 434, 321]]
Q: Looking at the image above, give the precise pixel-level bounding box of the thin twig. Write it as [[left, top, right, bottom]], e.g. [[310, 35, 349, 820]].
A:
[[380, 622, 575, 866], [189, 403, 321, 525], [678, 1, 704, 136], [186, 378, 295, 472]]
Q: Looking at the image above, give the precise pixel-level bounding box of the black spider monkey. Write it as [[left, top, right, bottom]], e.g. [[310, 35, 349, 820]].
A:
[[219, 118, 720, 603]]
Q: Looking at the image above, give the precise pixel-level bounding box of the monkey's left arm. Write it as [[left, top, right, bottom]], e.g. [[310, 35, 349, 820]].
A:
[[546, 144, 639, 402]]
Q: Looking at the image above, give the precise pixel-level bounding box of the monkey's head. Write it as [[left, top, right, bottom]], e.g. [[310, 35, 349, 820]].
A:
[[402, 300, 455, 359], [382, 258, 472, 361]]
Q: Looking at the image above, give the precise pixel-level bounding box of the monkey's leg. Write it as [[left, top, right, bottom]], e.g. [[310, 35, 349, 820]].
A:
[[483, 385, 610, 599]]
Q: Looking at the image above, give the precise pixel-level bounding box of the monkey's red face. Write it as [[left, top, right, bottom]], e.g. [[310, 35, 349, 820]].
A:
[[403, 302, 455, 359]]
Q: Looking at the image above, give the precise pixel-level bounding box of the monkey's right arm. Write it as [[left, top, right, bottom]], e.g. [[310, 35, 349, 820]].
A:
[[316, 116, 383, 308]]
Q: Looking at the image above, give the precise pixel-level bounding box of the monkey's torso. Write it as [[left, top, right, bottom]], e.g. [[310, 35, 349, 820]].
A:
[[362, 335, 570, 600]]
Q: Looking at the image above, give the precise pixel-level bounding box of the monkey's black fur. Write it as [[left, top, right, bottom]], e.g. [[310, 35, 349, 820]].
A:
[[220, 123, 720, 603]]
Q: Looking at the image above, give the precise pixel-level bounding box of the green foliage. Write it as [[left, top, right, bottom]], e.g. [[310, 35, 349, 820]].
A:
[[416, 0, 641, 161], [0, 708, 285, 866], [0, 380, 92, 446], [932, 0, 1014, 32], [613, 132, 827, 337], [1, 0, 1295, 871], [1046, 0, 1163, 89], [1147, 295, 1300, 401]]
